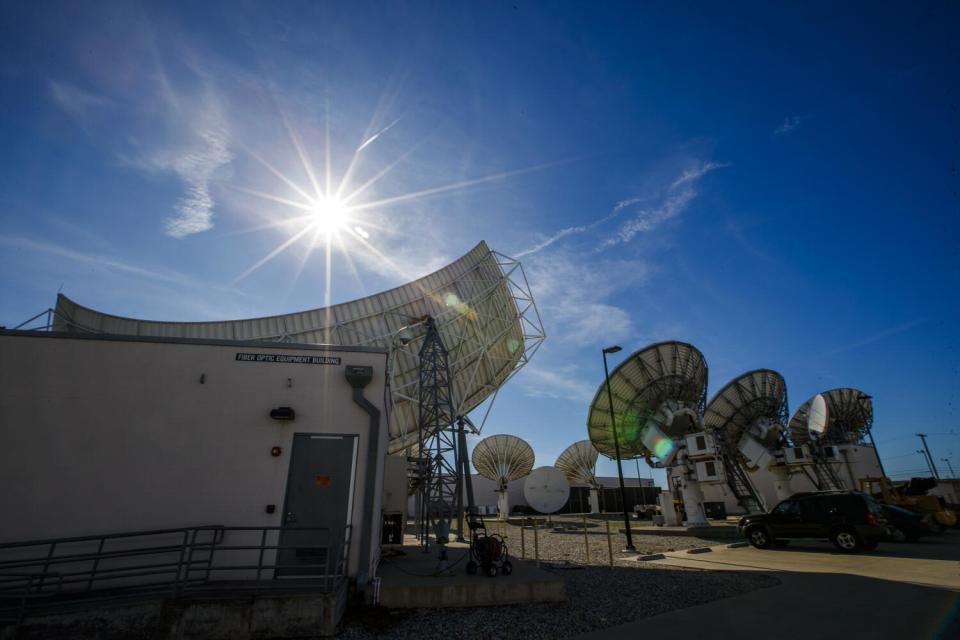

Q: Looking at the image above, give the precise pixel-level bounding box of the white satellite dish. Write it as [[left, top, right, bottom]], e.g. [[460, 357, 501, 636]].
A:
[[807, 393, 828, 437], [472, 434, 535, 519], [523, 466, 569, 514]]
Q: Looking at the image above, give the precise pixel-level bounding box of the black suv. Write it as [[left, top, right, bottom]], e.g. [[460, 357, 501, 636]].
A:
[[738, 491, 887, 553]]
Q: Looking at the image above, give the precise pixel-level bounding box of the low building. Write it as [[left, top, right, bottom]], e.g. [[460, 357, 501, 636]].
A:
[[0, 330, 388, 590]]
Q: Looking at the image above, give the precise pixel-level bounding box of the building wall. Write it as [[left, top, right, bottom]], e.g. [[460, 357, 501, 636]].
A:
[[0, 332, 388, 580]]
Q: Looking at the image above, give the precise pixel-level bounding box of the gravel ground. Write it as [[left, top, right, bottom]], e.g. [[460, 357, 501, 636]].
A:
[[495, 519, 729, 563], [338, 518, 776, 639]]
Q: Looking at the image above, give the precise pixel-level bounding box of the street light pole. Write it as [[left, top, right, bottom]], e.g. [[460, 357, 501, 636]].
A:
[[603, 345, 636, 552]]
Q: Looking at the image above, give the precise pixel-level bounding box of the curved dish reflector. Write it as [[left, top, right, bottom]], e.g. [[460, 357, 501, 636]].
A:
[[471, 434, 535, 486], [789, 388, 873, 445], [587, 341, 708, 461], [523, 467, 570, 514], [555, 440, 599, 488], [51, 241, 545, 454], [704, 369, 789, 450]]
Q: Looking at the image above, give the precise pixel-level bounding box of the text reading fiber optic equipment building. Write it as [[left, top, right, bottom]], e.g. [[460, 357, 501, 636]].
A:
[[0, 241, 543, 627]]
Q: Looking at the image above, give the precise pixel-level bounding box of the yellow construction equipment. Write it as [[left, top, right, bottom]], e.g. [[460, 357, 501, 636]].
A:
[[860, 476, 957, 532]]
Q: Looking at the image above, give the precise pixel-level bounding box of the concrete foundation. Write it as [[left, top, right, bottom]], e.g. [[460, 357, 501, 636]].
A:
[[2, 584, 347, 640]]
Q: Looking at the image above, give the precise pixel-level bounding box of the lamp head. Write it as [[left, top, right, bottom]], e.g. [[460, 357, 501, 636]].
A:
[[603, 345, 622, 354]]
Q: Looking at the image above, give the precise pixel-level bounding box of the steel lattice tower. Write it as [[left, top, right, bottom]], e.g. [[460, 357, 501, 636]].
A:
[[417, 317, 460, 553]]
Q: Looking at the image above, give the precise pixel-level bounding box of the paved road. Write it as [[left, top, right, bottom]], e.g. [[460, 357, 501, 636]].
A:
[[577, 532, 960, 640]]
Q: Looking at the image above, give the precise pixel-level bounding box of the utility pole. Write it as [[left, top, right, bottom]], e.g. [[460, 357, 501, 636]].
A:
[[917, 451, 935, 477], [916, 433, 941, 479], [942, 458, 956, 479]]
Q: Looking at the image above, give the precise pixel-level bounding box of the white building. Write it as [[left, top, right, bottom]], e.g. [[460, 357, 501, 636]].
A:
[[668, 443, 884, 516], [0, 330, 388, 587]]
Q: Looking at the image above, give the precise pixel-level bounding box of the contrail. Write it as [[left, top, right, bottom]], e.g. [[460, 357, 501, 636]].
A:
[[357, 117, 401, 152]]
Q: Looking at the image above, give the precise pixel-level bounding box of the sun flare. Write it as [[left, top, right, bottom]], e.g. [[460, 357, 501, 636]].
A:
[[310, 195, 349, 234]]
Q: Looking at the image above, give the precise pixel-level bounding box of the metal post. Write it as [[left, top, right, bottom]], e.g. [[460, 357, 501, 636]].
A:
[[582, 515, 590, 563], [533, 522, 540, 566], [603, 346, 636, 552], [635, 458, 645, 510], [520, 523, 526, 559], [917, 434, 941, 479], [942, 458, 957, 478], [605, 520, 614, 567]]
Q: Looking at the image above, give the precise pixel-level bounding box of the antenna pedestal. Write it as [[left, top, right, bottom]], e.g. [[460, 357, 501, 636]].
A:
[[497, 491, 510, 521], [588, 488, 600, 514], [770, 465, 794, 502], [678, 475, 708, 526]]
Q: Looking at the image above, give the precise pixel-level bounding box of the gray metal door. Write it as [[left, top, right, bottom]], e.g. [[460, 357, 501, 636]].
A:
[[277, 434, 358, 577]]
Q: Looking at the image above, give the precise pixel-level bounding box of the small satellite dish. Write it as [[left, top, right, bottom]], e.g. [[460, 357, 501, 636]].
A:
[[555, 440, 599, 488], [523, 466, 569, 514], [807, 393, 828, 437]]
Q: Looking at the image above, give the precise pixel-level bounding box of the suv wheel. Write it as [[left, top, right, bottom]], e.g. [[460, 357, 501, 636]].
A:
[[746, 525, 773, 549], [831, 527, 862, 553]]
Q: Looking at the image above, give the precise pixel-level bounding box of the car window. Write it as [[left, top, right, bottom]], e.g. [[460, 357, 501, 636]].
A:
[[774, 500, 800, 516]]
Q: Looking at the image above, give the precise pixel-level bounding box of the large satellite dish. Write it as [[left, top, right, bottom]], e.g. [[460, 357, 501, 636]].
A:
[[472, 435, 535, 487], [554, 440, 599, 488], [789, 388, 873, 445], [587, 341, 708, 461], [50, 241, 545, 453], [523, 467, 570, 514], [703, 369, 789, 451]]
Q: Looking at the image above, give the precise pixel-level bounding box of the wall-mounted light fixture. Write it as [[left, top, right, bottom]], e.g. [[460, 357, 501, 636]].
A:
[[269, 407, 296, 421]]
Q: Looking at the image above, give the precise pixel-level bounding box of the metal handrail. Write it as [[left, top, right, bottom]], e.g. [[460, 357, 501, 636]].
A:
[[0, 524, 351, 624]]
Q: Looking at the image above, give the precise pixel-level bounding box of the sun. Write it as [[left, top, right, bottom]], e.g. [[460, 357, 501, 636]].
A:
[[310, 195, 350, 234]]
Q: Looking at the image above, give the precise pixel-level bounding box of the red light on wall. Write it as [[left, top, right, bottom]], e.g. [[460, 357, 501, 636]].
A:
[[270, 446, 282, 457]]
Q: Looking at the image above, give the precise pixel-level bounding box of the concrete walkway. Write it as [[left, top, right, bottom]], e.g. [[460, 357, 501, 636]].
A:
[[577, 534, 960, 640]]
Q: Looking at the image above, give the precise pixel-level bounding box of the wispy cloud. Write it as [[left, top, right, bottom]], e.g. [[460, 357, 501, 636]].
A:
[[0, 234, 203, 287], [600, 161, 729, 249], [517, 364, 596, 403], [524, 250, 648, 346], [819, 319, 925, 357], [514, 195, 657, 258], [123, 90, 234, 238], [775, 115, 802, 135], [670, 161, 731, 190], [48, 80, 109, 120]]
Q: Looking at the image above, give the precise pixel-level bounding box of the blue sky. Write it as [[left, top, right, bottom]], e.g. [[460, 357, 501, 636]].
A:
[[1, 1, 958, 485]]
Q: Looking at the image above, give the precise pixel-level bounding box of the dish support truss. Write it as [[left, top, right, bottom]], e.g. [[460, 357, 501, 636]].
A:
[[416, 318, 460, 554]]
